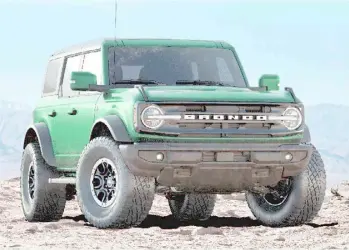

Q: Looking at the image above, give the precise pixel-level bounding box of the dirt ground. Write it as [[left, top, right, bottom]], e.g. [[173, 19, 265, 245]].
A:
[[0, 178, 349, 250]]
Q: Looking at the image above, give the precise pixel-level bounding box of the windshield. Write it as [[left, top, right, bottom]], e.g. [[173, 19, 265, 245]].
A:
[[108, 46, 247, 87]]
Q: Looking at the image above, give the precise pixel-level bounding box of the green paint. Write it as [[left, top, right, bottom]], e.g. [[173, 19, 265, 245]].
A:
[[259, 74, 280, 91], [70, 71, 97, 91], [31, 38, 304, 171]]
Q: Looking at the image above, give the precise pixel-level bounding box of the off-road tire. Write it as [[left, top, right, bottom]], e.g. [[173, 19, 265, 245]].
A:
[[245, 145, 326, 227], [20, 142, 66, 222], [168, 194, 217, 221], [76, 136, 156, 229]]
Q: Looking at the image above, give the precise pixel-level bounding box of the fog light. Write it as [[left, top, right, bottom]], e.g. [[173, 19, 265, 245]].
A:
[[285, 153, 293, 161], [156, 152, 164, 161]]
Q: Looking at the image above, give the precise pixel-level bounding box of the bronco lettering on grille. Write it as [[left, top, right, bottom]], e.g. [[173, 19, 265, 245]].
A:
[[183, 114, 268, 121]]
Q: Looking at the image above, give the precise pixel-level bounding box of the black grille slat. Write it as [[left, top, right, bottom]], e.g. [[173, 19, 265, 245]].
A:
[[159, 104, 283, 137], [136, 102, 302, 138]]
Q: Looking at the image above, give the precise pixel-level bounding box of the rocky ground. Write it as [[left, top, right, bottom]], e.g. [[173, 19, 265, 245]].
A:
[[0, 178, 349, 250]]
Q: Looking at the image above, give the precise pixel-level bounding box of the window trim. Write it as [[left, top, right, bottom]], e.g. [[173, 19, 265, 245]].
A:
[[41, 57, 65, 98], [58, 53, 84, 99], [79, 49, 103, 96], [58, 49, 102, 98]]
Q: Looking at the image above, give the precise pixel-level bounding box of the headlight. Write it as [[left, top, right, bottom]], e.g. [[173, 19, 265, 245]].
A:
[[140, 105, 164, 129], [282, 107, 302, 130]]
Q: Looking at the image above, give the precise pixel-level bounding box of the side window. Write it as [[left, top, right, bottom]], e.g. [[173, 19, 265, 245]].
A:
[[42, 57, 63, 95], [61, 55, 83, 98], [216, 57, 234, 82], [82, 51, 102, 85]]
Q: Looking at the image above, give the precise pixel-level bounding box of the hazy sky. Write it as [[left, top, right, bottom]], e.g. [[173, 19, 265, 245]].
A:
[[0, 0, 348, 107]]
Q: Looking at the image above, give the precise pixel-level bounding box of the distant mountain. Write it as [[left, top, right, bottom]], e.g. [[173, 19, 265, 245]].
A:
[[0, 101, 347, 187], [0, 101, 32, 154], [305, 104, 349, 186], [0, 101, 32, 180]]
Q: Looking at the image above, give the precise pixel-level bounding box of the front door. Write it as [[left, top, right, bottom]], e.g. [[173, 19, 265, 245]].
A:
[[65, 50, 103, 167], [53, 53, 84, 170], [54, 50, 103, 171]]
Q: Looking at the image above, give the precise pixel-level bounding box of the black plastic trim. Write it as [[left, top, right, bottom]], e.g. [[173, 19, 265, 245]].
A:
[[23, 123, 56, 166], [91, 115, 133, 143]]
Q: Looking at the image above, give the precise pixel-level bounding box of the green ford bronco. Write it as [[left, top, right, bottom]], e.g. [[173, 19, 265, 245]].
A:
[[20, 38, 326, 229]]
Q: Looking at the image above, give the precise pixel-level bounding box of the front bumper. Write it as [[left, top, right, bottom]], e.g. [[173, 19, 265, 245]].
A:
[[119, 142, 313, 193]]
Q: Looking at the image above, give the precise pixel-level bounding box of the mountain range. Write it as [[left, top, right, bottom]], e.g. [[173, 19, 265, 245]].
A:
[[0, 100, 347, 187]]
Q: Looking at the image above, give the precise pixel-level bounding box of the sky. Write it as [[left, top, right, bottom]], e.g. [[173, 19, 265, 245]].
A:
[[0, 0, 348, 107]]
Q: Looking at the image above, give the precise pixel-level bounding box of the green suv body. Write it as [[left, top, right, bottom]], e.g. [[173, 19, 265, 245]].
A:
[[20, 38, 326, 229]]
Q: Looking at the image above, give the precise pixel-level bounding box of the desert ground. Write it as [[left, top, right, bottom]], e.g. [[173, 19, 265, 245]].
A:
[[0, 178, 349, 250]]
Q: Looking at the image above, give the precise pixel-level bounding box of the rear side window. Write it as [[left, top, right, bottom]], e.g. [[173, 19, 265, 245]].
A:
[[42, 58, 63, 95]]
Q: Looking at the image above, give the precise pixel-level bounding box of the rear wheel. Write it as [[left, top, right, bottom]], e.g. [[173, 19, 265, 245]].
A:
[[20, 142, 66, 222], [76, 136, 156, 229], [245, 145, 326, 227], [168, 193, 217, 221]]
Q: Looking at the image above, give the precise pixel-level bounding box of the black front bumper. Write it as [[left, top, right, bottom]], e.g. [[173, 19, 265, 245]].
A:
[[119, 142, 313, 193]]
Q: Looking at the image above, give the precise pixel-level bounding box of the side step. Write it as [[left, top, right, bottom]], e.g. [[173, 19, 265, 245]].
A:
[[48, 177, 76, 184]]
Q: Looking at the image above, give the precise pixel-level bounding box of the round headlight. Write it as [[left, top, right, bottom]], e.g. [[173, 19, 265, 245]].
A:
[[140, 105, 164, 129], [282, 107, 302, 130]]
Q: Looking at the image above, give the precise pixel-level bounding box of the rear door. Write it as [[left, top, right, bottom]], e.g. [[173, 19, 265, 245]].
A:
[[35, 57, 64, 163]]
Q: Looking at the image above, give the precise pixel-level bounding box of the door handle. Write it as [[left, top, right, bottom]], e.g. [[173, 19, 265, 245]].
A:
[[68, 108, 77, 115], [48, 110, 56, 117]]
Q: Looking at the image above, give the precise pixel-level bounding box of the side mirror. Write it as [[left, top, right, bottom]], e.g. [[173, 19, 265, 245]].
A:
[[258, 74, 280, 91], [70, 71, 97, 91]]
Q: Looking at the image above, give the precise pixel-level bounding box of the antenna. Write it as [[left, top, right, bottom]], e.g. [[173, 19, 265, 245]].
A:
[[114, 0, 118, 43], [110, 0, 118, 86]]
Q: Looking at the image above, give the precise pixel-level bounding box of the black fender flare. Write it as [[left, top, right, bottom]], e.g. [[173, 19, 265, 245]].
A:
[[23, 123, 56, 166], [301, 124, 311, 143], [90, 115, 132, 143]]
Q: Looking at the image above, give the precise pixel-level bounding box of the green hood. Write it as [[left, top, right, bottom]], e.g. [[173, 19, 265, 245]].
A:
[[109, 86, 295, 103]]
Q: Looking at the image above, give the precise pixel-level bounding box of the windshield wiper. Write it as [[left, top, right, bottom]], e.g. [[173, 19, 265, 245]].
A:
[[176, 80, 226, 86], [88, 79, 165, 92], [111, 79, 165, 86]]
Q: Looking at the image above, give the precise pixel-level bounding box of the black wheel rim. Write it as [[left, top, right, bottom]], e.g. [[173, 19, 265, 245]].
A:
[[28, 163, 35, 200], [90, 158, 118, 208]]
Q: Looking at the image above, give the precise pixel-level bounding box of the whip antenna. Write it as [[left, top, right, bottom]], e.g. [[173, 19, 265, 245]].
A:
[[114, 0, 118, 43]]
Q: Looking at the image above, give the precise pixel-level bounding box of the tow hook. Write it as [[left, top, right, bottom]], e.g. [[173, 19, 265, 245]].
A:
[[165, 192, 183, 201], [165, 192, 174, 200]]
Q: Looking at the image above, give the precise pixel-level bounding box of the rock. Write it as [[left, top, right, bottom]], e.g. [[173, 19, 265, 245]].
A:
[[43, 223, 61, 230], [332, 181, 349, 199], [193, 227, 224, 236], [275, 236, 286, 241], [25, 225, 39, 234]]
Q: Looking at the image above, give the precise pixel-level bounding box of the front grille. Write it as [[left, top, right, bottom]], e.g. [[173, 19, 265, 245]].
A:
[[135, 102, 303, 138]]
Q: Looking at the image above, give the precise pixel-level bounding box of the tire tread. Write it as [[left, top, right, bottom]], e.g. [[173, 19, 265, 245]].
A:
[[20, 142, 66, 222], [246, 144, 326, 227], [76, 136, 155, 229], [169, 193, 216, 221]]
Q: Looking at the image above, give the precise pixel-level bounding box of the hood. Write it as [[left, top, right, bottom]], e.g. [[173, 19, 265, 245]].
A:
[[108, 85, 296, 103]]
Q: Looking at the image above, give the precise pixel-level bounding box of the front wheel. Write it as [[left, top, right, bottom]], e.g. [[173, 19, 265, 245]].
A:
[[245, 145, 326, 227], [76, 136, 156, 229]]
